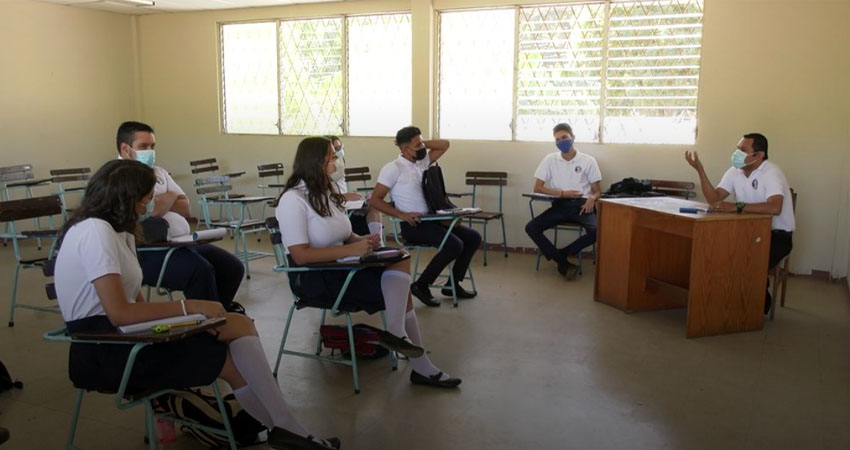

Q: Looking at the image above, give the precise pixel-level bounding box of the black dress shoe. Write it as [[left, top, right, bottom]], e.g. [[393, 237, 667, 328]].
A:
[[377, 331, 424, 358], [441, 283, 477, 299], [557, 260, 579, 280], [410, 282, 440, 307], [268, 427, 340, 450], [410, 370, 462, 388]]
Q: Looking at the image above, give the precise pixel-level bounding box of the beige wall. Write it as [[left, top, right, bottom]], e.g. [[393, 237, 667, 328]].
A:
[[0, 0, 137, 178]]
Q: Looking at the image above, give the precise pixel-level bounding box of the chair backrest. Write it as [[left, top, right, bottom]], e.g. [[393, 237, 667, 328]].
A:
[[189, 158, 220, 175], [43, 258, 57, 301], [647, 179, 696, 199], [0, 195, 63, 223], [50, 167, 91, 184], [195, 175, 232, 197], [465, 171, 508, 211], [790, 188, 797, 213], [264, 217, 287, 266], [344, 166, 372, 191], [258, 163, 284, 179], [0, 164, 35, 184]]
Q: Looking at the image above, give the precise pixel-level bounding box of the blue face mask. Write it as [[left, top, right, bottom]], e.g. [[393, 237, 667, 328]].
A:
[[731, 149, 751, 169], [137, 198, 155, 223], [556, 139, 574, 153], [135, 150, 156, 167]]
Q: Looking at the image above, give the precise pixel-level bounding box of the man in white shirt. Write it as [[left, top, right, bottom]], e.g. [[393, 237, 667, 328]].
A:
[[326, 135, 384, 243], [370, 126, 482, 307], [115, 121, 245, 311], [525, 123, 602, 280], [685, 132, 795, 313]]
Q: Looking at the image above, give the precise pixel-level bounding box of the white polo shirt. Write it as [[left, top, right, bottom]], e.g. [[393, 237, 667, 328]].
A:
[[376, 153, 431, 214], [533, 150, 602, 197], [717, 160, 795, 232], [153, 166, 191, 238], [55, 218, 143, 322], [275, 182, 352, 253]]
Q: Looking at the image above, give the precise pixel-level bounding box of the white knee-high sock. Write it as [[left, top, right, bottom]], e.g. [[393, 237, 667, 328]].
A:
[[381, 270, 411, 338], [229, 336, 310, 436], [368, 222, 384, 246], [405, 310, 452, 380]]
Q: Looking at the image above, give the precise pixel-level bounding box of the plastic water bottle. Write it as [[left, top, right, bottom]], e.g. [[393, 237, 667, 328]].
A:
[[155, 418, 177, 443]]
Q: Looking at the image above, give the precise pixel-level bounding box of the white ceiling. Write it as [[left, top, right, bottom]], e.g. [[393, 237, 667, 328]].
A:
[[36, 0, 352, 15]]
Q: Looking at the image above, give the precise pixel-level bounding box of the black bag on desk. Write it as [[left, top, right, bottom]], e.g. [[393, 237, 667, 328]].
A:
[[604, 177, 660, 198], [140, 216, 170, 243], [421, 164, 457, 213], [0, 359, 23, 393]]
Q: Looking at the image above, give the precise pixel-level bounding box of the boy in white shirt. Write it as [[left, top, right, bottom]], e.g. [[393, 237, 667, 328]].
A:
[[525, 123, 602, 280], [370, 126, 482, 307], [685, 132, 795, 313], [116, 121, 245, 311]]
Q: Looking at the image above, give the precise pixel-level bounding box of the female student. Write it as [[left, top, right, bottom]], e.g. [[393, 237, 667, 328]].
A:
[[54, 159, 338, 450], [275, 136, 461, 388]]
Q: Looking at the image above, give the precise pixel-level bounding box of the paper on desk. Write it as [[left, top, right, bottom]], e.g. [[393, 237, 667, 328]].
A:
[[171, 228, 228, 243], [436, 207, 482, 215], [336, 255, 361, 263], [118, 313, 207, 334], [344, 199, 365, 210]]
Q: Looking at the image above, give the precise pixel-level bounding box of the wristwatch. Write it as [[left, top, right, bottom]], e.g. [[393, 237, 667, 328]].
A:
[[736, 201, 745, 214]]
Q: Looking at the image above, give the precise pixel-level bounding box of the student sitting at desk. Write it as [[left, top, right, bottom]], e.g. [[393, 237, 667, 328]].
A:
[[685, 132, 795, 313], [116, 121, 245, 312], [370, 126, 482, 307], [275, 137, 461, 388], [54, 159, 339, 450], [327, 135, 384, 246], [525, 123, 602, 280]]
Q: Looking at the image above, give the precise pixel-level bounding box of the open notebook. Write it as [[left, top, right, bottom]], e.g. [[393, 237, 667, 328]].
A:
[[118, 313, 207, 334]]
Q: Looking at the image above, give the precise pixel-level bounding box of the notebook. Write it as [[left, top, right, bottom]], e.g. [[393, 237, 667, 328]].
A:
[[118, 313, 207, 334]]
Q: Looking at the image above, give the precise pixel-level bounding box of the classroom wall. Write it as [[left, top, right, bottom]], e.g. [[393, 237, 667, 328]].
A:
[[0, 0, 137, 177]]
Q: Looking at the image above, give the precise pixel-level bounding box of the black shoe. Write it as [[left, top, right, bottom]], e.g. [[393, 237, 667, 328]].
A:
[[377, 331, 424, 358], [268, 427, 340, 450], [410, 370, 462, 388], [0, 427, 9, 445], [441, 283, 477, 299], [410, 282, 440, 307], [557, 259, 579, 280]]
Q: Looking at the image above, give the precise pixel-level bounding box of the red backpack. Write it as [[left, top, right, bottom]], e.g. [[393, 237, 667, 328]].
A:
[[319, 323, 390, 359]]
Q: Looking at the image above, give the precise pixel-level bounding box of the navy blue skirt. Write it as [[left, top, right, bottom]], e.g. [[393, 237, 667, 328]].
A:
[[66, 315, 227, 392], [286, 256, 387, 314]]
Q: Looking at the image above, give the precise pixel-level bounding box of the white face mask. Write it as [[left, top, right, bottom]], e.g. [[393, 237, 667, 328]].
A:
[[329, 157, 345, 182]]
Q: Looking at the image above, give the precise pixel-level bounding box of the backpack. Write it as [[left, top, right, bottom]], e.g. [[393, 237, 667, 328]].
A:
[[320, 323, 390, 360], [421, 164, 457, 213], [154, 387, 266, 449], [0, 360, 23, 393], [605, 177, 658, 197]]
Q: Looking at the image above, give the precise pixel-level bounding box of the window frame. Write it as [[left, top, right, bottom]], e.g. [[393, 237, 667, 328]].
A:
[[217, 11, 412, 138], [435, 0, 704, 145]]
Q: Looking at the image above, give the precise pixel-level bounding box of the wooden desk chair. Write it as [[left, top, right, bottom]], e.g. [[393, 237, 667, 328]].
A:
[[40, 259, 238, 450], [195, 176, 272, 279], [265, 218, 399, 394], [50, 167, 91, 223], [257, 163, 285, 237], [343, 167, 374, 194], [647, 179, 696, 199], [1, 164, 53, 250], [448, 171, 508, 266], [190, 158, 249, 225], [1, 195, 62, 327], [769, 188, 797, 320], [388, 214, 478, 308]]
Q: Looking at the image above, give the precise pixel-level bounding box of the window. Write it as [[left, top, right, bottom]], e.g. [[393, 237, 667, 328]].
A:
[[438, 0, 703, 144], [220, 13, 412, 136]]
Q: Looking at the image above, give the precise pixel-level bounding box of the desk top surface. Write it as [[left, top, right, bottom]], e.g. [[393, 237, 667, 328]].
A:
[[600, 197, 771, 222]]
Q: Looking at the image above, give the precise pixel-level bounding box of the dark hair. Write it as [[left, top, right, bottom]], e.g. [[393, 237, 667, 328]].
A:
[[743, 133, 769, 160], [553, 123, 573, 136], [277, 137, 345, 217], [325, 135, 340, 143], [59, 159, 156, 245], [395, 126, 421, 148], [116, 121, 154, 153]]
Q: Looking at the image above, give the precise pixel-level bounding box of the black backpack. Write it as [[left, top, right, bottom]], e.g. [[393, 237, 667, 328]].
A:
[[0, 359, 23, 393], [154, 388, 266, 448], [421, 164, 457, 213]]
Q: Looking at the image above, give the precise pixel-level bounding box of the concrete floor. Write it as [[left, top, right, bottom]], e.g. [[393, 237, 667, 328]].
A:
[[0, 238, 848, 450]]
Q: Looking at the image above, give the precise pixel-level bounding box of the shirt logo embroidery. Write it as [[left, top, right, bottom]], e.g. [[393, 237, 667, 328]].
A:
[[752, 179, 758, 189], [574, 166, 582, 173]]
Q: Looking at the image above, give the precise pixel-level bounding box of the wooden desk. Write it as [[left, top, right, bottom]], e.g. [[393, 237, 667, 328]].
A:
[[593, 197, 773, 338]]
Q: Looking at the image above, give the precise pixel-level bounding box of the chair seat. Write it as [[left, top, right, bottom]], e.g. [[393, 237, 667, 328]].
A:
[[208, 219, 266, 230], [467, 211, 503, 221]]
